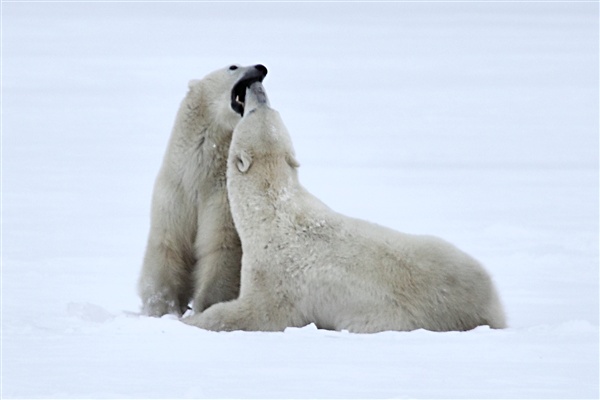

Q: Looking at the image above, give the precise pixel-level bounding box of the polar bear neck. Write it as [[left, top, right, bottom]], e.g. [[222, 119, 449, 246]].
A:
[[229, 161, 297, 229]]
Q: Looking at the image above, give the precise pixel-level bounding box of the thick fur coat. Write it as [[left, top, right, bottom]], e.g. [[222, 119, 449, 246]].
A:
[[184, 82, 506, 332], [138, 64, 267, 316]]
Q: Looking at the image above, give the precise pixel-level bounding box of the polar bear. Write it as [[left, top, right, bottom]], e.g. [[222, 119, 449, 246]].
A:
[[184, 82, 506, 332], [138, 64, 268, 317]]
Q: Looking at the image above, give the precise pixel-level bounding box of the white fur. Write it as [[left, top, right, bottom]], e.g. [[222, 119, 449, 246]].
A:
[[184, 84, 506, 332], [138, 65, 265, 316]]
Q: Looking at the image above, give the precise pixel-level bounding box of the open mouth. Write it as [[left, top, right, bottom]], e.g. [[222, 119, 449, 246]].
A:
[[231, 66, 268, 116], [231, 77, 265, 116]]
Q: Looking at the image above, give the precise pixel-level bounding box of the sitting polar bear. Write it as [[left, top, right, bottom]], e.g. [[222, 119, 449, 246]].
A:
[[184, 82, 506, 333], [138, 64, 268, 317]]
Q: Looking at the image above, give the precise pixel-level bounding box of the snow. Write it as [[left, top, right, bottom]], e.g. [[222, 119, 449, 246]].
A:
[[2, 2, 598, 398]]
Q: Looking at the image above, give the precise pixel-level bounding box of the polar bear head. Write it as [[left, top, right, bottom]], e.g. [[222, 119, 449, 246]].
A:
[[186, 64, 268, 133], [229, 82, 299, 178], [227, 82, 301, 234]]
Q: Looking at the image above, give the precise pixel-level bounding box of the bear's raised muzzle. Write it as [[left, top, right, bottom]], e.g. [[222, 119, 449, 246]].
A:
[[243, 82, 270, 115], [231, 64, 268, 116]]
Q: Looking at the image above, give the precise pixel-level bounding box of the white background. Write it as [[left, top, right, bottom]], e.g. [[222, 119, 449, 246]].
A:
[[2, 2, 598, 398]]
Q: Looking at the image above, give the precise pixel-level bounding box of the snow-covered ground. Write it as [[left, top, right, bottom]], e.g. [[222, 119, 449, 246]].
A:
[[2, 2, 598, 398]]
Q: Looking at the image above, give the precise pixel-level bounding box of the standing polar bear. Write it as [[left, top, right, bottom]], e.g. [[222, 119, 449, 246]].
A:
[[184, 82, 506, 333], [138, 64, 268, 317]]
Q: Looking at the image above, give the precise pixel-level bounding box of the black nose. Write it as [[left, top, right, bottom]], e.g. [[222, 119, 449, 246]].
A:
[[254, 64, 268, 77]]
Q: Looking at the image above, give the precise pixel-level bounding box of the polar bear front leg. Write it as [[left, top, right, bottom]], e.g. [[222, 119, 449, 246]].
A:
[[183, 299, 256, 331], [138, 188, 197, 317], [183, 295, 305, 332], [192, 243, 242, 313], [138, 236, 195, 317], [191, 200, 242, 313]]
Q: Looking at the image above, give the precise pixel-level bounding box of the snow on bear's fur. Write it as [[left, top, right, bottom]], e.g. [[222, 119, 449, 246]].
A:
[[184, 82, 506, 332], [138, 64, 268, 316]]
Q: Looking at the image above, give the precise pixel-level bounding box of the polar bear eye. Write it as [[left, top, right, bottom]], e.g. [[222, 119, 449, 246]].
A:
[[229, 65, 238, 71]]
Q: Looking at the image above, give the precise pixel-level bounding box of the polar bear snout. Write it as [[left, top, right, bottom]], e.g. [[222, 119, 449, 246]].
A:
[[231, 64, 269, 116], [243, 82, 270, 114]]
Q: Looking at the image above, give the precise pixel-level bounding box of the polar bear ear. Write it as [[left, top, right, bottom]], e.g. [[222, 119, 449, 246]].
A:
[[236, 150, 253, 173], [286, 153, 300, 169]]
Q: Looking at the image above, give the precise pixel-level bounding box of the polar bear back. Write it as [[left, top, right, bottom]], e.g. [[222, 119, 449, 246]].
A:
[[237, 186, 506, 332]]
